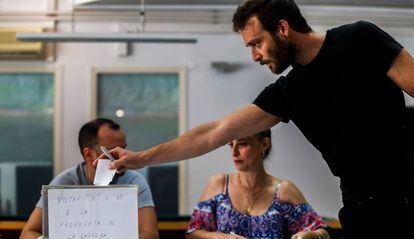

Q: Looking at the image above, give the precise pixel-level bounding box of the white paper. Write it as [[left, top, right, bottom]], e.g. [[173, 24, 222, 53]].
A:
[[47, 187, 138, 239], [93, 159, 116, 186]]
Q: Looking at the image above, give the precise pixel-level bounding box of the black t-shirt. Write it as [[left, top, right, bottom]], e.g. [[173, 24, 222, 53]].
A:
[[253, 21, 408, 201]]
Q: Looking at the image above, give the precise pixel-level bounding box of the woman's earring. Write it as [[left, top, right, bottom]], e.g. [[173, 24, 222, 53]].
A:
[[262, 151, 265, 159]]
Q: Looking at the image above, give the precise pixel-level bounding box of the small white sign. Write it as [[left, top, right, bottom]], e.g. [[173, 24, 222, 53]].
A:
[[46, 186, 138, 239]]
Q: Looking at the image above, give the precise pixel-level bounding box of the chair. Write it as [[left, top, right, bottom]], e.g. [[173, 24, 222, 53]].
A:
[[147, 165, 178, 215]]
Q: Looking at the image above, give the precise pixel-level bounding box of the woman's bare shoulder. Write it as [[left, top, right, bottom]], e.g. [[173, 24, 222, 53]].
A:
[[198, 173, 227, 201], [277, 179, 307, 205]]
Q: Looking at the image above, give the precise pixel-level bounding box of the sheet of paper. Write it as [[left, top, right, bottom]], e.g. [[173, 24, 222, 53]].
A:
[[93, 159, 116, 186], [47, 187, 138, 239]]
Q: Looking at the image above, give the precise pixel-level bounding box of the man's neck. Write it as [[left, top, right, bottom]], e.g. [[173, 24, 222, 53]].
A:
[[294, 31, 326, 66]]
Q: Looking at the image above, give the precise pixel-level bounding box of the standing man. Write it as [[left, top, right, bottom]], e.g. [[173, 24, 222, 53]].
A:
[[21, 118, 159, 239], [98, 1, 414, 238]]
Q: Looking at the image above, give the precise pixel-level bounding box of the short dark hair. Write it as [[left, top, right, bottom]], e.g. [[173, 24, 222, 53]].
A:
[[255, 129, 272, 159], [232, 0, 312, 34], [78, 118, 120, 155]]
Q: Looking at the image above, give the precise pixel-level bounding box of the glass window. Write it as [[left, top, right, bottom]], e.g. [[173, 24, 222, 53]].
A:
[[0, 72, 55, 218], [95, 70, 185, 217]]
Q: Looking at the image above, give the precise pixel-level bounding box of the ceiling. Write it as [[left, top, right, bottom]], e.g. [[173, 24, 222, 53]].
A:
[[68, 0, 414, 28], [78, 0, 414, 9]]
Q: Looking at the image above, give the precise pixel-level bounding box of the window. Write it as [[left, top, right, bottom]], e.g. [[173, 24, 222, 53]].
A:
[[92, 68, 186, 216], [0, 69, 60, 218]]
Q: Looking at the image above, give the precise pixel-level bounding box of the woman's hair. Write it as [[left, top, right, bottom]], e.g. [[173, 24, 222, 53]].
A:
[[232, 0, 312, 34], [255, 129, 272, 159]]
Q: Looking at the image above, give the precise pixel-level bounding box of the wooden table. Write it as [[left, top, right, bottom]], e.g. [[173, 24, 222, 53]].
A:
[[0, 221, 26, 239], [0, 219, 342, 239]]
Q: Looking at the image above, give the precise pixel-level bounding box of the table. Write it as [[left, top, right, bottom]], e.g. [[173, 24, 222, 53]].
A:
[[0, 219, 342, 239]]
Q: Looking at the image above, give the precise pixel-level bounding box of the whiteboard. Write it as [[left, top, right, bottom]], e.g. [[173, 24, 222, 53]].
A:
[[42, 185, 138, 239]]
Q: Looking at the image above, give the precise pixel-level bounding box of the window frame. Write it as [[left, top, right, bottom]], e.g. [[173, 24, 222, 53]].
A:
[[0, 66, 62, 176], [91, 67, 187, 215]]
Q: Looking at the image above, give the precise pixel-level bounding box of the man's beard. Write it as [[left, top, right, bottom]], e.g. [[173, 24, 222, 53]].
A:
[[269, 34, 295, 74]]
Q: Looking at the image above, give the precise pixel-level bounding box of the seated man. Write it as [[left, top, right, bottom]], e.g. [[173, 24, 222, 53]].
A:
[[20, 118, 158, 239]]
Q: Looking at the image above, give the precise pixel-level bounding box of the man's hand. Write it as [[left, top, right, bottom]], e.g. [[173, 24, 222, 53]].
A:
[[93, 147, 147, 172]]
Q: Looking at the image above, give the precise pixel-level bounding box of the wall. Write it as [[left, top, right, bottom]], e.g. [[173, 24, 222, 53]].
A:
[[2, 0, 414, 219]]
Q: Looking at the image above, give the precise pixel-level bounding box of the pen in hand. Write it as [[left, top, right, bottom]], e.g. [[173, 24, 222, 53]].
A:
[[100, 146, 116, 162]]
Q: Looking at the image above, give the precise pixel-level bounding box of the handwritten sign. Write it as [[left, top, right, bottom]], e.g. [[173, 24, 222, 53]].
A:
[[42, 185, 138, 239]]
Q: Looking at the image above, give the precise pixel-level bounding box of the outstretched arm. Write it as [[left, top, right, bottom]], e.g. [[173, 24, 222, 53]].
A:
[[95, 104, 280, 170], [388, 48, 414, 97]]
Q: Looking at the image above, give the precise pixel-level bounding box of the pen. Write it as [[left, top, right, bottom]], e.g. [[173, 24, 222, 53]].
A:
[[100, 146, 116, 162]]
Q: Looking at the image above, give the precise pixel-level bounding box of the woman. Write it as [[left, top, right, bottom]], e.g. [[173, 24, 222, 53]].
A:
[[187, 130, 330, 239]]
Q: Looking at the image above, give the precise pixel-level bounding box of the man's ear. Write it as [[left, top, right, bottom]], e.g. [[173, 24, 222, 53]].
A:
[[277, 19, 290, 38], [83, 147, 94, 163]]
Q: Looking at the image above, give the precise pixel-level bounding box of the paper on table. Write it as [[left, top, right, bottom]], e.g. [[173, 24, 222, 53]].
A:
[[93, 159, 116, 186]]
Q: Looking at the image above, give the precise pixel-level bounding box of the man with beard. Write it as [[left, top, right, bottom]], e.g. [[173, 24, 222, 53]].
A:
[[96, 1, 414, 238]]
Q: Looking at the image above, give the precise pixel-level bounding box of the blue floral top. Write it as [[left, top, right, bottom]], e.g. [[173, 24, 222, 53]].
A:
[[187, 175, 327, 239]]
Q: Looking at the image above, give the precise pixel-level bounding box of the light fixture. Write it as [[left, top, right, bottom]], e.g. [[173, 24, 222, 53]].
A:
[[16, 32, 197, 43], [16, 0, 197, 44], [115, 109, 125, 118]]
